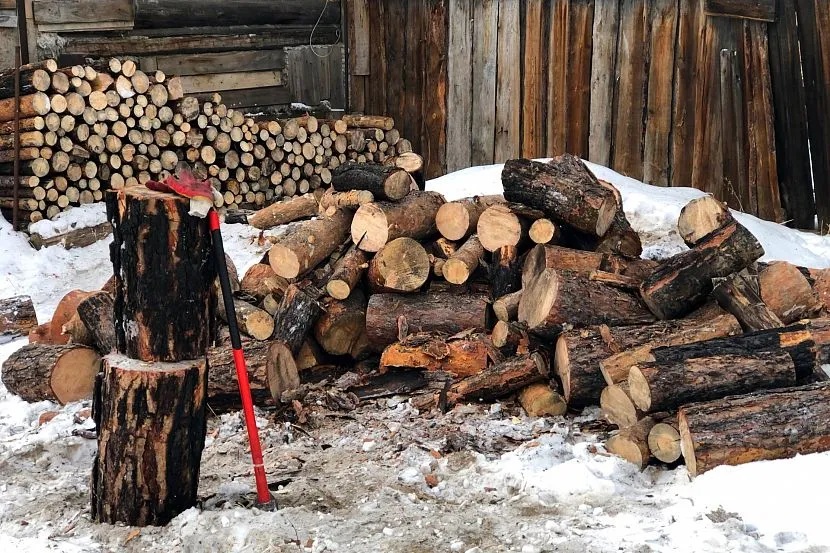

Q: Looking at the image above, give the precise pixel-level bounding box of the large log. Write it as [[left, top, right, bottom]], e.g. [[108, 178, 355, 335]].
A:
[[520, 269, 655, 338], [639, 220, 764, 319], [0, 295, 37, 342], [435, 195, 504, 241], [365, 292, 489, 351], [76, 291, 116, 353], [268, 208, 351, 278], [1, 343, 100, 403], [758, 261, 822, 323], [476, 204, 529, 252], [713, 270, 783, 331], [350, 191, 445, 252], [331, 162, 411, 201], [366, 237, 430, 293], [0, 68, 51, 100], [106, 188, 215, 362], [628, 350, 796, 413], [380, 332, 490, 378], [247, 193, 318, 229], [313, 291, 369, 357], [501, 155, 619, 237], [91, 354, 207, 525], [522, 244, 605, 287], [206, 329, 273, 408], [679, 383, 830, 477]]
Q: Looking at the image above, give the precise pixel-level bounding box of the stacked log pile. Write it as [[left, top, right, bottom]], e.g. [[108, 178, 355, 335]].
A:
[[4, 154, 830, 479], [0, 59, 418, 230]]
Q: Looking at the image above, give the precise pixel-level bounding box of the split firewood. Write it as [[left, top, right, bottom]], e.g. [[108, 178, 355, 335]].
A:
[[76, 291, 116, 353], [490, 245, 521, 300], [606, 416, 657, 469], [367, 237, 430, 293], [435, 195, 505, 241], [443, 235, 484, 285], [326, 244, 368, 300], [476, 204, 529, 252], [268, 208, 351, 278], [679, 382, 830, 477], [331, 162, 411, 201], [0, 295, 38, 341], [758, 261, 822, 323], [518, 383, 567, 417], [217, 294, 274, 341], [502, 155, 619, 237], [380, 332, 491, 378], [272, 284, 323, 354], [712, 271, 783, 331], [600, 382, 643, 428], [313, 291, 369, 357], [247, 193, 318, 229], [492, 290, 522, 322], [640, 220, 764, 319], [240, 263, 289, 302], [648, 418, 682, 464], [445, 352, 548, 406], [676, 195, 734, 246], [351, 191, 445, 252], [1, 343, 100, 403]]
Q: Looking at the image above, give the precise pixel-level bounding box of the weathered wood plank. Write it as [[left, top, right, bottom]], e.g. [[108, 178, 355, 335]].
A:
[[202, 86, 291, 110], [643, 0, 677, 186], [546, 0, 569, 157], [385, 1, 407, 136], [719, 47, 747, 210], [351, 0, 370, 75], [494, 0, 520, 162], [37, 20, 133, 32], [0, 10, 16, 28], [704, 0, 776, 22], [0, 0, 15, 9], [588, 0, 619, 166], [769, 1, 814, 228], [446, 0, 473, 171], [521, 0, 545, 158], [403, 1, 425, 154], [345, 0, 366, 112], [671, 0, 700, 188], [471, 0, 498, 165], [286, 44, 345, 107], [32, 0, 132, 24], [566, 0, 593, 158], [177, 71, 282, 95], [422, 0, 448, 178], [133, 0, 340, 29], [140, 50, 286, 76], [366, 0, 387, 114]]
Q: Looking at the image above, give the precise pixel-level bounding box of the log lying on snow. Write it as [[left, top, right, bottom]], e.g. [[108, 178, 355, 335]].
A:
[[520, 269, 655, 338], [380, 332, 491, 378], [679, 382, 830, 477], [606, 416, 657, 469], [676, 195, 735, 246], [436, 195, 504, 241], [331, 162, 411, 201], [758, 262, 822, 323], [365, 292, 489, 351], [268, 208, 351, 279], [0, 295, 37, 341], [501, 155, 619, 237], [639, 220, 764, 319], [446, 352, 548, 406], [351, 191, 445, 252], [2, 343, 100, 403], [518, 383, 568, 416], [367, 237, 430, 293], [627, 350, 796, 413], [247, 193, 318, 230], [713, 271, 783, 331]]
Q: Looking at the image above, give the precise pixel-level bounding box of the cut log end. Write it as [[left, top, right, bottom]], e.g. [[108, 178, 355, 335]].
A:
[[269, 246, 301, 279], [554, 334, 571, 402], [600, 384, 642, 428], [326, 279, 352, 300], [351, 203, 388, 252], [266, 341, 300, 402], [678, 411, 698, 476], [627, 366, 652, 412], [529, 218, 557, 244], [478, 205, 523, 252], [518, 270, 558, 329], [677, 195, 732, 246], [518, 383, 567, 417], [648, 422, 682, 464], [435, 202, 471, 241]]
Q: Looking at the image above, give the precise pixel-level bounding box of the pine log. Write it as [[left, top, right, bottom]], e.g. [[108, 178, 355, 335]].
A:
[[206, 329, 273, 408], [528, 218, 559, 244], [61, 312, 94, 346], [606, 416, 657, 469], [365, 292, 489, 351], [367, 237, 430, 293], [350, 191, 445, 252], [48, 290, 95, 345], [240, 263, 289, 302], [247, 193, 318, 229], [446, 352, 547, 405], [492, 290, 522, 322], [268, 208, 351, 278], [380, 332, 491, 378], [0, 131, 45, 150], [648, 419, 682, 464], [593, 208, 643, 259], [520, 269, 655, 338], [341, 114, 394, 130], [678, 382, 830, 477], [435, 195, 505, 241], [677, 195, 734, 246], [0, 295, 38, 341], [501, 155, 619, 236], [476, 204, 528, 252], [443, 235, 484, 285], [325, 244, 368, 300], [490, 245, 521, 301], [106, 187, 215, 362], [0, 93, 51, 122], [600, 383, 643, 428], [809, 268, 830, 313], [272, 284, 323, 354], [331, 162, 411, 201], [318, 188, 374, 210], [313, 291, 369, 357], [0, 68, 51, 99], [518, 383, 568, 416], [91, 354, 206, 525], [1, 343, 100, 403], [639, 221, 764, 319], [758, 261, 822, 323], [76, 291, 116, 353], [522, 245, 604, 288], [713, 271, 783, 331], [217, 294, 274, 341], [491, 320, 532, 355]]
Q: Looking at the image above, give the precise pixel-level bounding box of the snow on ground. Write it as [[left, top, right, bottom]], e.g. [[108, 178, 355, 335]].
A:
[[0, 163, 829, 552]]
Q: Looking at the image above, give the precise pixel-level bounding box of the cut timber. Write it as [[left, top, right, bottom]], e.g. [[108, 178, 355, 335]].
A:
[[0, 93, 51, 122], [520, 269, 654, 338], [501, 155, 619, 237], [326, 245, 368, 300], [331, 162, 411, 201], [0, 295, 37, 341], [476, 204, 527, 252], [522, 244, 604, 288], [446, 353, 547, 405], [49, 290, 94, 345], [318, 189, 374, 210], [600, 383, 643, 428], [491, 320, 530, 353], [713, 271, 783, 331], [1, 343, 100, 403], [365, 292, 489, 351], [628, 350, 796, 413], [640, 221, 764, 319], [341, 114, 394, 130], [266, 341, 300, 401], [518, 383, 567, 417], [529, 218, 559, 244], [679, 383, 830, 477], [272, 284, 323, 354], [493, 290, 522, 322], [490, 245, 521, 301], [367, 237, 430, 293], [240, 263, 288, 302], [606, 416, 657, 469], [759, 262, 822, 323], [677, 195, 735, 246], [443, 235, 484, 285], [247, 193, 317, 229], [76, 291, 116, 353], [648, 420, 681, 464], [206, 331, 273, 408], [217, 295, 274, 341], [594, 208, 643, 259], [91, 354, 207, 526], [313, 292, 368, 357], [61, 313, 93, 347], [107, 188, 215, 361], [268, 208, 351, 278], [351, 191, 445, 252], [435, 195, 504, 241], [380, 332, 490, 378]]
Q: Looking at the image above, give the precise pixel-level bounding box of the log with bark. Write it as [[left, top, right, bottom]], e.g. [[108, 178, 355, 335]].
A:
[[1, 343, 101, 403], [0, 295, 38, 342], [445, 352, 548, 406], [331, 162, 411, 201], [758, 261, 822, 323], [435, 195, 504, 241], [272, 284, 323, 354], [350, 191, 445, 252], [522, 244, 604, 288], [247, 193, 318, 229], [268, 208, 351, 278], [600, 383, 643, 428], [366, 237, 430, 293], [713, 270, 783, 331], [206, 329, 273, 409], [443, 235, 484, 285], [217, 294, 274, 341], [490, 245, 521, 301], [380, 331, 491, 378], [676, 195, 734, 246], [606, 416, 657, 469], [326, 244, 368, 300], [518, 383, 568, 416], [528, 218, 559, 245], [493, 290, 522, 322], [240, 263, 289, 302], [48, 290, 94, 345], [76, 291, 116, 353], [313, 291, 369, 357]]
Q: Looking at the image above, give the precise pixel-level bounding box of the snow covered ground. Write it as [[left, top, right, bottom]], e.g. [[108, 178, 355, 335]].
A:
[[1, 161, 829, 552]]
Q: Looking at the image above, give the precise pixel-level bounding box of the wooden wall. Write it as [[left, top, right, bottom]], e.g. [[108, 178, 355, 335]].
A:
[[346, 0, 830, 230]]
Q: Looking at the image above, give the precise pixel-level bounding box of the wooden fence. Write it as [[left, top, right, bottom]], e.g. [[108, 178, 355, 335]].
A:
[[345, 0, 830, 230]]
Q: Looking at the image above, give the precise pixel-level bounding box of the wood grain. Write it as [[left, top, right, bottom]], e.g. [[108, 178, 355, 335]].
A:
[[446, 0, 473, 171]]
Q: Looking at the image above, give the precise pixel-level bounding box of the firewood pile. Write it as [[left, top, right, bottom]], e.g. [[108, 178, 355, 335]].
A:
[[4, 153, 830, 479], [0, 58, 417, 230]]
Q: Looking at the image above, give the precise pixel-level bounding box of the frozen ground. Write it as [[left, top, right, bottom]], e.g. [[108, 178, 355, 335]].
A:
[[1, 162, 830, 552]]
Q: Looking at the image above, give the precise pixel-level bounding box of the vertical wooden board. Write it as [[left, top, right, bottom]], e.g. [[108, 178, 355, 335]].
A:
[[546, 0, 569, 157], [719, 48, 747, 210], [796, 0, 830, 229], [670, 0, 699, 188], [643, 0, 677, 186], [589, 0, 619, 166], [287, 46, 345, 106], [385, 1, 407, 130], [768, 0, 814, 228], [565, 0, 594, 158], [521, 0, 545, 158], [446, 0, 473, 171], [704, 0, 776, 22], [422, 0, 448, 178], [611, 0, 649, 180], [345, 0, 366, 112], [494, 0, 520, 161], [471, 0, 498, 165], [404, 1, 425, 153], [351, 0, 370, 75], [366, 0, 387, 114], [741, 22, 782, 222]]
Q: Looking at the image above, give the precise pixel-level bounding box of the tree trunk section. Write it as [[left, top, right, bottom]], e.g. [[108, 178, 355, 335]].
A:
[[606, 416, 657, 469], [0, 295, 37, 341], [493, 290, 522, 322], [490, 245, 522, 301], [351, 191, 445, 252], [331, 162, 411, 201], [518, 383, 568, 416], [268, 208, 351, 279], [366, 237, 430, 293], [326, 244, 368, 300], [313, 291, 369, 357], [76, 291, 116, 353], [272, 284, 323, 354], [443, 235, 484, 285], [446, 353, 547, 405], [713, 271, 783, 331], [247, 193, 318, 230], [600, 383, 643, 428], [2, 343, 100, 403], [206, 330, 273, 409], [648, 419, 682, 464], [522, 244, 605, 288], [240, 263, 289, 303], [436, 195, 504, 241], [476, 204, 529, 252], [758, 261, 822, 323], [217, 294, 274, 341]]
